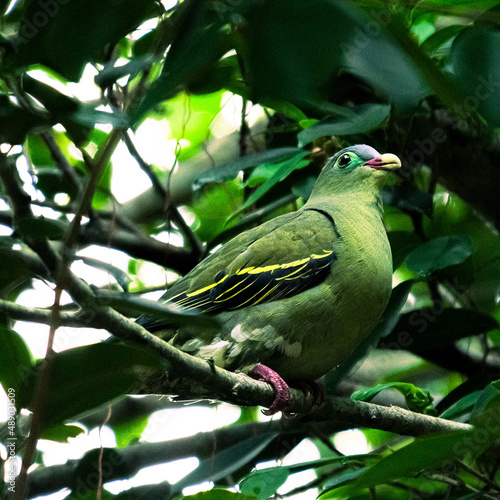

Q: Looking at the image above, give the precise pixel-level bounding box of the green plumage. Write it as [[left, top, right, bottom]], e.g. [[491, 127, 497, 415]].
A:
[[141, 145, 401, 384]]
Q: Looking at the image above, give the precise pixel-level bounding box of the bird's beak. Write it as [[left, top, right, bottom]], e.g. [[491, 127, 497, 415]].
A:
[[365, 153, 402, 172]]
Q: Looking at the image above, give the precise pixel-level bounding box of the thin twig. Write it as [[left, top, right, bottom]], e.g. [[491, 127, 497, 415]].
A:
[[122, 129, 203, 258], [456, 460, 500, 494], [39, 131, 84, 198]]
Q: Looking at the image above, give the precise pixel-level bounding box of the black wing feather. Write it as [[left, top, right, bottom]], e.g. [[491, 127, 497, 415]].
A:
[[166, 250, 336, 313]]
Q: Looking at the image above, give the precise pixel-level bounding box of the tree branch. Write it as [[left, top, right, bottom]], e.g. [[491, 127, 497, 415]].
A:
[[26, 419, 287, 497], [0, 284, 472, 442], [0, 207, 198, 275], [23, 399, 471, 499]]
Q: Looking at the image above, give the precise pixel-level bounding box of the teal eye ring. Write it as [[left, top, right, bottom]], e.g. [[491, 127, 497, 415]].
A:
[[334, 152, 356, 170]]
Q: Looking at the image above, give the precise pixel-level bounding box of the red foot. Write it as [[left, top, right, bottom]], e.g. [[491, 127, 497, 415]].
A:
[[249, 364, 291, 415]]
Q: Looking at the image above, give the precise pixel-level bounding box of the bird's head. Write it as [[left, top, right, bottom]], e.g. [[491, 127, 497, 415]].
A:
[[310, 144, 401, 201]]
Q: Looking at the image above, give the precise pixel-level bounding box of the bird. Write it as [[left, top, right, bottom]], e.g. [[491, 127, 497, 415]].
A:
[[139, 144, 401, 414]]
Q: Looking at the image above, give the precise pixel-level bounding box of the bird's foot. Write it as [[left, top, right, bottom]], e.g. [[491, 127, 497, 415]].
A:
[[249, 364, 290, 415], [296, 380, 325, 411]]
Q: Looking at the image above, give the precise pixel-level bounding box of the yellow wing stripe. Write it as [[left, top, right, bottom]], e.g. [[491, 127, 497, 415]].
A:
[[236, 250, 333, 277], [186, 274, 228, 297], [275, 262, 309, 280], [215, 280, 255, 302]]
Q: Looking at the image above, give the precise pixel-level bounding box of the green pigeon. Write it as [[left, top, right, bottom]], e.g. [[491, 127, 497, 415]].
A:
[[140, 144, 401, 413]]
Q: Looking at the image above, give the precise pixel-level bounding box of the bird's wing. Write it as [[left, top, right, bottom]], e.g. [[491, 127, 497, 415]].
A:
[[162, 208, 339, 314]]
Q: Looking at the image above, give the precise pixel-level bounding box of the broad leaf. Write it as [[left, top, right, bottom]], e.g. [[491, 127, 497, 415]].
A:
[[406, 234, 474, 277], [0, 95, 50, 144], [352, 382, 436, 415], [439, 391, 482, 421], [171, 433, 278, 494], [297, 104, 391, 147], [0, 240, 38, 295], [17, 216, 66, 240], [451, 25, 500, 127], [471, 380, 500, 431], [16, 343, 166, 428], [132, 1, 230, 122], [420, 25, 464, 54], [321, 431, 475, 497], [0, 326, 34, 396], [183, 490, 256, 500], [354, 431, 476, 489], [388, 231, 424, 270], [240, 467, 290, 500], [383, 184, 434, 217], [382, 308, 498, 353], [9, 0, 159, 81], [41, 423, 86, 442], [241, 455, 381, 500], [232, 151, 310, 217], [194, 148, 304, 189]]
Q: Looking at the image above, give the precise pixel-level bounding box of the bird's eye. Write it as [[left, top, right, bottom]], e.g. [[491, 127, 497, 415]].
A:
[[337, 154, 352, 168]]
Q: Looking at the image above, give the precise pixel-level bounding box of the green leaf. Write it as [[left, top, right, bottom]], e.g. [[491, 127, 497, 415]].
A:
[[352, 382, 436, 415], [349, 431, 474, 493], [439, 391, 482, 420], [291, 176, 316, 201], [237, 1, 429, 113], [95, 55, 157, 88], [132, 2, 230, 122], [17, 216, 66, 240], [65, 488, 117, 500], [0, 241, 37, 295], [34, 168, 80, 200], [366, 7, 464, 113], [0, 95, 50, 144], [27, 134, 55, 167], [383, 184, 434, 217], [41, 423, 86, 442], [194, 148, 305, 189], [382, 308, 498, 353], [183, 490, 256, 500], [0, 326, 34, 396], [406, 234, 474, 277], [388, 231, 424, 270], [22, 74, 79, 114], [436, 375, 497, 415], [450, 25, 500, 127], [16, 343, 165, 428], [320, 468, 369, 497], [297, 104, 391, 147], [420, 25, 464, 54], [9, 0, 159, 81], [325, 280, 414, 390], [72, 447, 127, 492], [470, 380, 500, 430], [232, 152, 310, 218], [358, 432, 472, 484], [191, 180, 244, 243], [112, 415, 149, 448], [240, 467, 290, 500], [241, 455, 381, 500], [171, 433, 278, 495]]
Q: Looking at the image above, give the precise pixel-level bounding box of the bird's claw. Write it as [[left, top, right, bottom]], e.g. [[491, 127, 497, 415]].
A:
[[249, 364, 291, 415]]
